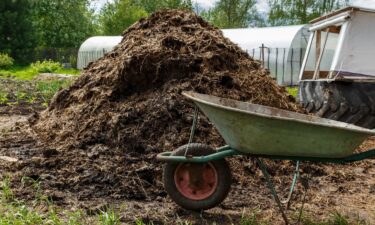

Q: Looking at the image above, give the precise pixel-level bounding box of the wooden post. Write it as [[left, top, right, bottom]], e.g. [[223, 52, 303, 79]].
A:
[[313, 29, 329, 80], [315, 30, 321, 79]]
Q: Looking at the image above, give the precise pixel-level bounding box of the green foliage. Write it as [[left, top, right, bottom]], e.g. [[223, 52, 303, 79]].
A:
[[268, 0, 351, 26], [0, 91, 8, 105], [0, 204, 44, 224], [0, 65, 79, 81], [99, 0, 148, 35], [201, 0, 264, 28], [31, 60, 63, 73], [286, 87, 298, 98], [0, 66, 39, 80], [99, 0, 193, 35], [98, 208, 121, 225], [0, 178, 71, 225], [69, 55, 78, 69], [36, 80, 72, 105], [0, 77, 73, 107], [0, 53, 14, 69], [31, 0, 98, 48], [66, 211, 85, 225], [55, 68, 80, 75], [131, 0, 193, 13], [239, 214, 259, 225], [1, 177, 14, 201], [0, 0, 37, 64]]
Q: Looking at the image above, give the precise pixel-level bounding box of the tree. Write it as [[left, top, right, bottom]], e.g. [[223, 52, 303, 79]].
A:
[[31, 0, 97, 48], [99, 0, 193, 35], [99, 0, 148, 35], [201, 0, 264, 28], [131, 0, 193, 13], [162, 0, 193, 10], [268, 0, 351, 26], [0, 0, 37, 63]]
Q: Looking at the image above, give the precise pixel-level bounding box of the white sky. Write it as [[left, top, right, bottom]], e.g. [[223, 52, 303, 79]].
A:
[[91, 0, 375, 13]]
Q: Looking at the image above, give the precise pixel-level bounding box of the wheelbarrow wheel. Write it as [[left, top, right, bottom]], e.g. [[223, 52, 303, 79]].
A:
[[163, 143, 232, 211]]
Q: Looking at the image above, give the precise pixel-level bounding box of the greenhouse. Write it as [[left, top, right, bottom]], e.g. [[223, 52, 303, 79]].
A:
[[222, 25, 311, 86], [77, 25, 310, 86], [77, 36, 122, 69]]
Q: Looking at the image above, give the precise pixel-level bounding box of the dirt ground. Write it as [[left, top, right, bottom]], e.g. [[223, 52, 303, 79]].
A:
[[0, 105, 374, 225]]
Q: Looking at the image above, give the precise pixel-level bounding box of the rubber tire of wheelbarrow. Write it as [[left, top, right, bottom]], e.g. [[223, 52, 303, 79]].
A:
[[163, 143, 232, 211]]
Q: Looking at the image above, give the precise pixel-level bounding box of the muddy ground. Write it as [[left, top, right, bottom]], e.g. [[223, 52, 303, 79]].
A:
[[0, 105, 374, 224]]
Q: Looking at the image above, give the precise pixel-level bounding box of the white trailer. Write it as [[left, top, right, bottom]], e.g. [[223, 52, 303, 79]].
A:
[[299, 6, 375, 128]]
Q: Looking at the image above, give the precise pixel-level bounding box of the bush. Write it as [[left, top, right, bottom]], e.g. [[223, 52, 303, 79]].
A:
[[31, 60, 62, 73], [0, 53, 14, 69], [69, 55, 77, 69]]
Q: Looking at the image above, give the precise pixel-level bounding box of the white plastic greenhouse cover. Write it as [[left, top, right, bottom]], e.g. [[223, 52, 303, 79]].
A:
[[77, 36, 122, 69], [222, 25, 308, 49], [222, 25, 311, 85]]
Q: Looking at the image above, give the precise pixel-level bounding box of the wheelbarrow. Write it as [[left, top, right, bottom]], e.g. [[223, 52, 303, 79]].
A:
[[157, 91, 375, 224]]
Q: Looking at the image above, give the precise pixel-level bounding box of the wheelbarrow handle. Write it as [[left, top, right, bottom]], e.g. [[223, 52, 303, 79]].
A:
[[156, 149, 239, 163]]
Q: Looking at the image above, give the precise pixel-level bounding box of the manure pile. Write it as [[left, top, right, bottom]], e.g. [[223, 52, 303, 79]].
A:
[[22, 9, 302, 202]]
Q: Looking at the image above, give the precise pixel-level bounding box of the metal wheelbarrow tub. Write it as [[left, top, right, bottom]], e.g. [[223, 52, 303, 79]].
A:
[[183, 91, 375, 158]]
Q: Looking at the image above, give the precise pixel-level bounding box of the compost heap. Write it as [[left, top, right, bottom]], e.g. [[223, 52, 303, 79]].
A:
[[23, 9, 302, 202]]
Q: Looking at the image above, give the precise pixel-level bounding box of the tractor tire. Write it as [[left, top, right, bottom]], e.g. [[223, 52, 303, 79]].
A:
[[299, 80, 375, 129], [163, 143, 232, 211]]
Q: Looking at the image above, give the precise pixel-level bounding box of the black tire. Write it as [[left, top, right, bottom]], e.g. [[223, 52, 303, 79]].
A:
[[299, 80, 375, 129], [163, 143, 232, 211]]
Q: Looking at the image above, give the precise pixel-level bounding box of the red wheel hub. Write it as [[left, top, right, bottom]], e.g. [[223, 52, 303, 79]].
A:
[[174, 163, 218, 200]]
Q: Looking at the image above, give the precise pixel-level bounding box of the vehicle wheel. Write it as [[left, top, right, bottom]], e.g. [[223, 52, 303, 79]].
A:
[[299, 80, 375, 129], [163, 143, 232, 211]]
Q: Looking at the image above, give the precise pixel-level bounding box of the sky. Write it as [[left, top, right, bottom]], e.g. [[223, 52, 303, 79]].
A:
[[91, 0, 375, 14]]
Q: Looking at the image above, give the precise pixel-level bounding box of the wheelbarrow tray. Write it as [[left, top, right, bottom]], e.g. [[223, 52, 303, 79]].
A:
[[183, 91, 375, 158]]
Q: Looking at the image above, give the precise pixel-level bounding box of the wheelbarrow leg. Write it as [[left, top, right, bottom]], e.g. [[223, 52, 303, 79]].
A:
[[281, 160, 300, 209], [255, 158, 290, 225]]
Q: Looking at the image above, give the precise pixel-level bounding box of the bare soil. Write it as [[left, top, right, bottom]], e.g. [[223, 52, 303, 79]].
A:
[[1, 106, 374, 224]]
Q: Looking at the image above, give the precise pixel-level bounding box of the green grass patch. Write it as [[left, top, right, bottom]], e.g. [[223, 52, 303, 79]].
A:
[[299, 211, 367, 225], [0, 66, 38, 80], [36, 80, 72, 105], [0, 176, 370, 225], [287, 87, 298, 98], [0, 61, 78, 106], [55, 68, 80, 75], [0, 178, 165, 225], [0, 65, 80, 80], [0, 78, 73, 106]]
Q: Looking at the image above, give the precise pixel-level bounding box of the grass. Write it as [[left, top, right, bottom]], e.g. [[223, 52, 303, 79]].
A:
[[36, 80, 72, 105], [0, 178, 371, 225], [300, 212, 368, 225], [0, 78, 73, 106], [0, 65, 79, 106], [0, 65, 80, 80], [286, 86, 298, 98]]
